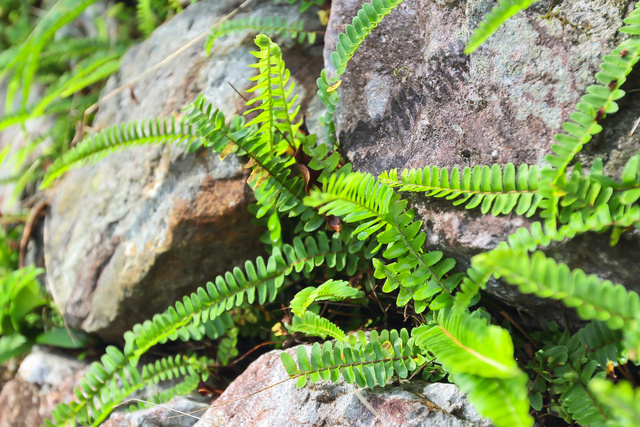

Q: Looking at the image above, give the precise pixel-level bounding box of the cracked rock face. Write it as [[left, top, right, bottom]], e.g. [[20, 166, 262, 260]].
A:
[[45, 0, 324, 341], [326, 0, 640, 322], [194, 345, 492, 427]]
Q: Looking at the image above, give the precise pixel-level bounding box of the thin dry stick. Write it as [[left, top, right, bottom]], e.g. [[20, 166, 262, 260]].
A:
[[82, 0, 257, 122], [354, 389, 386, 424], [629, 115, 640, 136], [19, 199, 49, 268]]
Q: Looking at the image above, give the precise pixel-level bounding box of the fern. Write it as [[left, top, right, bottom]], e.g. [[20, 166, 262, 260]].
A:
[[205, 17, 315, 55], [306, 171, 459, 313], [137, 0, 159, 37], [280, 329, 425, 388], [274, 0, 324, 13], [245, 34, 303, 154], [290, 279, 362, 317], [1, 0, 99, 111], [449, 372, 533, 427], [473, 248, 640, 355], [465, 0, 540, 54], [413, 309, 532, 426], [40, 116, 198, 188], [380, 163, 542, 216], [123, 233, 364, 365], [590, 380, 640, 427], [185, 96, 326, 231], [543, 8, 640, 186], [317, 0, 405, 146], [45, 351, 211, 427], [289, 311, 347, 341]]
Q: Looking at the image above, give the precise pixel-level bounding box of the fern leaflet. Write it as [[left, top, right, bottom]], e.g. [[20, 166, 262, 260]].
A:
[[280, 329, 425, 388], [206, 17, 315, 55], [290, 279, 362, 317], [40, 116, 198, 188], [380, 163, 541, 216], [590, 380, 640, 427], [289, 311, 347, 341], [317, 0, 405, 146], [465, 0, 540, 54]]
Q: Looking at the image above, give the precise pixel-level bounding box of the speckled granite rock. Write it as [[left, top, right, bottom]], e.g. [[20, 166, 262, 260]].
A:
[[0, 347, 89, 427], [194, 346, 493, 427], [325, 0, 640, 321], [103, 396, 209, 427], [45, 0, 324, 341]]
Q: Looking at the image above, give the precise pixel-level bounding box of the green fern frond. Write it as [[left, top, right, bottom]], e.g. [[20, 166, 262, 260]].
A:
[[450, 371, 533, 427], [413, 308, 521, 379], [40, 116, 198, 188], [317, 0, 405, 147], [137, 0, 159, 37], [473, 248, 640, 344], [413, 308, 532, 427], [289, 311, 347, 341], [274, 0, 324, 13], [380, 163, 541, 216], [205, 17, 315, 55], [577, 321, 624, 367], [185, 95, 325, 231], [1, 0, 99, 111], [245, 35, 302, 154], [590, 380, 640, 427], [123, 233, 365, 365], [290, 279, 362, 317], [45, 350, 210, 427], [556, 360, 610, 426], [280, 328, 425, 388], [464, 0, 540, 54], [307, 172, 459, 312], [543, 7, 640, 185], [39, 37, 117, 68]]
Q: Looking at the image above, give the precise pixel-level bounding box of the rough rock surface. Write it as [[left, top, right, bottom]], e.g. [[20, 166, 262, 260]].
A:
[[325, 0, 640, 318], [195, 346, 492, 427], [0, 347, 89, 427], [103, 396, 209, 427], [45, 0, 324, 341]]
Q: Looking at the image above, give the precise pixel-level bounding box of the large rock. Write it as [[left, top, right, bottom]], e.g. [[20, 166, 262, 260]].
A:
[[325, 0, 640, 319], [195, 345, 492, 426], [103, 396, 209, 427], [0, 347, 89, 427], [45, 0, 324, 341]]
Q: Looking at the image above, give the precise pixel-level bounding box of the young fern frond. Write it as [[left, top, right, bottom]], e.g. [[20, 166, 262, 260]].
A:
[[464, 0, 540, 54], [40, 116, 198, 188], [205, 17, 315, 55], [306, 172, 459, 312], [543, 6, 640, 186], [380, 163, 541, 216], [473, 248, 640, 355], [590, 379, 640, 427], [280, 329, 425, 388], [289, 311, 347, 341], [246, 35, 302, 154], [557, 360, 610, 426], [317, 0, 405, 147], [289, 279, 361, 317]]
